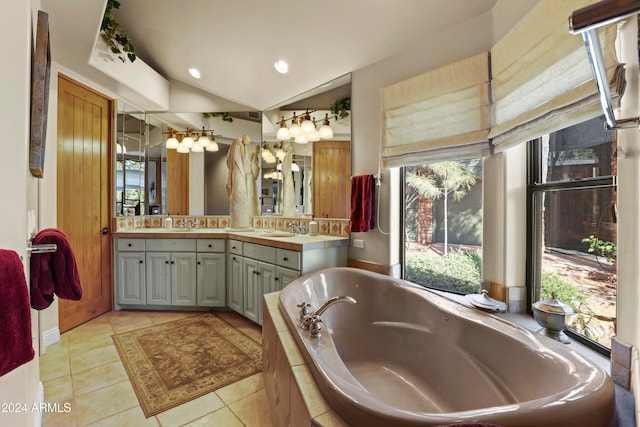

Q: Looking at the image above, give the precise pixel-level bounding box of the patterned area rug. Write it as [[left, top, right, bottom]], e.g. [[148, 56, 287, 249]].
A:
[[112, 313, 262, 417]]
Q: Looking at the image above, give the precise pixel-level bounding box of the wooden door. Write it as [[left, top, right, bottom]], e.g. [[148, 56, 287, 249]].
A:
[[57, 75, 113, 332], [166, 149, 189, 214], [313, 140, 351, 218]]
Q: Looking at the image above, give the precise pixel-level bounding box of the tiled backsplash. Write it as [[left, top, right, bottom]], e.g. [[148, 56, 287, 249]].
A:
[[115, 215, 350, 238]]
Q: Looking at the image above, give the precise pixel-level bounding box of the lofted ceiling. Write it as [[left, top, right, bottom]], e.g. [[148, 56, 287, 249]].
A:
[[40, 0, 498, 112]]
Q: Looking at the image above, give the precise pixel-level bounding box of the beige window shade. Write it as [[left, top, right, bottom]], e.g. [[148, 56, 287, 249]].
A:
[[381, 52, 490, 168], [490, 0, 625, 152]]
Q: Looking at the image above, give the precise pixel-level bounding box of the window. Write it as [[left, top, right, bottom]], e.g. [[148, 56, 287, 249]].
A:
[[403, 159, 483, 294], [528, 115, 616, 353]]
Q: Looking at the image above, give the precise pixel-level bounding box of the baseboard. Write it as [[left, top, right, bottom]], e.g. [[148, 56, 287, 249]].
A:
[[631, 347, 640, 419], [33, 382, 44, 427], [42, 327, 60, 349]]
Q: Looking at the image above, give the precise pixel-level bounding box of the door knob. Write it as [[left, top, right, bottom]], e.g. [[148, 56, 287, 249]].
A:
[[101, 227, 110, 235]]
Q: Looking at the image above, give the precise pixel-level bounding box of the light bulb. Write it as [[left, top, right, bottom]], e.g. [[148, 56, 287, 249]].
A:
[[301, 118, 314, 133], [198, 127, 210, 146], [166, 132, 179, 149], [182, 135, 195, 148]]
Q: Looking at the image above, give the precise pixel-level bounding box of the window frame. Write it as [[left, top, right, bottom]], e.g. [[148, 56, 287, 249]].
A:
[[526, 138, 616, 357]]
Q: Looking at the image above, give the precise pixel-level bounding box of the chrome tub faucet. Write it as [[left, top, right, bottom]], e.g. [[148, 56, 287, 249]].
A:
[[299, 295, 357, 337]]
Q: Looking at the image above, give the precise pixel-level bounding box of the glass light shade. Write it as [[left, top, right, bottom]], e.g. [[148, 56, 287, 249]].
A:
[[116, 142, 126, 154], [182, 136, 195, 148], [301, 118, 314, 133], [318, 124, 333, 138], [294, 134, 308, 144], [166, 136, 180, 149], [191, 143, 204, 153], [307, 129, 320, 141], [176, 143, 190, 153], [292, 162, 300, 172], [276, 126, 290, 140], [198, 135, 210, 147], [206, 141, 219, 152], [288, 122, 301, 137]]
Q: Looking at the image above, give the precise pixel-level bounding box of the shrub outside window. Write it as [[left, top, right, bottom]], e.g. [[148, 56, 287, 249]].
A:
[[403, 159, 483, 294]]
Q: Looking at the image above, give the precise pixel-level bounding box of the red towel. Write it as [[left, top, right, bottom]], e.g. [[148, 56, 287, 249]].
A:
[[0, 250, 35, 376], [30, 228, 82, 310], [350, 174, 376, 232]]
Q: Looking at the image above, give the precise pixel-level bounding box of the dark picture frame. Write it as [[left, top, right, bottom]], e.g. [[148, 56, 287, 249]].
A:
[[29, 10, 51, 178]]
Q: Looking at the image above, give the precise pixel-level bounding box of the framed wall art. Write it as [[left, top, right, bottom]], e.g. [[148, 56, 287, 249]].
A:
[[29, 10, 51, 178]]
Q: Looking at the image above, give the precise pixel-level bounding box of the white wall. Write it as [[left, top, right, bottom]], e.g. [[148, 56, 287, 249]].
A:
[[0, 2, 43, 426]]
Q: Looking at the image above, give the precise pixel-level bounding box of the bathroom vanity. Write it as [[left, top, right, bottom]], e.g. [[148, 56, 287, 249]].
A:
[[112, 228, 348, 325]]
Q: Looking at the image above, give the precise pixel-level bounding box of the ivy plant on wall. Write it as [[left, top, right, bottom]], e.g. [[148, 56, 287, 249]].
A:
[[101, 0, 136, 63], [203, 112, 234, 122], [330, 97, 351, 120]]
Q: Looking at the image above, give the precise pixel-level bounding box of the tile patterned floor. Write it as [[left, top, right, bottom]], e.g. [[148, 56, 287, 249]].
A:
[[40, 310, 272, 427]]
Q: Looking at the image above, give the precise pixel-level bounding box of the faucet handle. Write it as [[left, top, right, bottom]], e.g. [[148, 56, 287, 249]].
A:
[[309, 315, 323, 338], [298, 225, 307, 234], [288, 223, 297, 233], [297, 302, 311, 322]]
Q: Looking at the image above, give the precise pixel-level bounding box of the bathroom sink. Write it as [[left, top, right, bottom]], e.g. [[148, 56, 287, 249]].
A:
[[261, 231, 297, 238]]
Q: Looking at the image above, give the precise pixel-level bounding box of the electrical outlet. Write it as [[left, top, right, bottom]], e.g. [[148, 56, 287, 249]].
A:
[[353, 239, 365, 248]]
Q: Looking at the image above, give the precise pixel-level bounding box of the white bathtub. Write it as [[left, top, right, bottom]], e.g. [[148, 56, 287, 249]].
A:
[[278, 267, 616, 427]]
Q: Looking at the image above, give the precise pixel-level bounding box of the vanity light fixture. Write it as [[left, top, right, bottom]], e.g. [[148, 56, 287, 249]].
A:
[[164, 127, 221, 153], [276, 109, 334, 143]]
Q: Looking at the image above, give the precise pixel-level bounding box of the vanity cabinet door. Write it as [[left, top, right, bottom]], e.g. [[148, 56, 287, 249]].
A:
[[228, 254, 244, 314], [171, 252, 197, 306], [116, 251, 146, 305], [197, 253, 226, 307], [146, 252, 172, 305], [243, 258, 261, 324], [257, 262, 276, 325], [274, 267, 300, 292]]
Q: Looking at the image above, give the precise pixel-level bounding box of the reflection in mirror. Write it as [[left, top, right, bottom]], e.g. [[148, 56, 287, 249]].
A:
[[261, 73, 351, 216], [151, 112, 262, 216], [116, 103, 152, 216]]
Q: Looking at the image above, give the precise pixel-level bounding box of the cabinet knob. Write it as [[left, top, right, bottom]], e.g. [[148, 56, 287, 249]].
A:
[[128, 243, 132, 247], [171, 261, 175, 264], [139, 260, 143, 264], [283, 257, 288, 261], [197, 261, 201, 265], [274, 277, 279, 281], [208, 244, 212, 247], [165, 260, 169, 264], [232, 246, 237, 250]]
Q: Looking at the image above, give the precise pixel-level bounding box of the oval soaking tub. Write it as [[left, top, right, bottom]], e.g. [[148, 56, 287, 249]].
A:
[[278, 267, 616, 427]]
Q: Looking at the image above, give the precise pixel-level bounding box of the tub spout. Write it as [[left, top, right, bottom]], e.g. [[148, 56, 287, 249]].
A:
[[302, 295, 356, 331]]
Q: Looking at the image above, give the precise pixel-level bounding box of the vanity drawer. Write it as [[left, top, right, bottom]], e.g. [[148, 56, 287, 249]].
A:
[[145, 239, 196, 252], [116, 239, 145, 252], [197, 239, 226, 253], [276, 248, 301, 270], [243, 242, 276, 264], [228, 239, 243, 255]]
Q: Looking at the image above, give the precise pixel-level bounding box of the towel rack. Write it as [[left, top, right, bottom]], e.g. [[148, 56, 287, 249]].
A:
[[27, 243, 57, 254]]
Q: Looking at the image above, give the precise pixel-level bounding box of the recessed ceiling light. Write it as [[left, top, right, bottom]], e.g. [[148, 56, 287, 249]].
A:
[[188, 67, 201, 79], [274, 60, 289, 74]]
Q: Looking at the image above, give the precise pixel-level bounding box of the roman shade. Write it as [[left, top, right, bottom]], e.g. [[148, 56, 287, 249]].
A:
[[380, 52, 490, 168], [489, 0, 625, 152]]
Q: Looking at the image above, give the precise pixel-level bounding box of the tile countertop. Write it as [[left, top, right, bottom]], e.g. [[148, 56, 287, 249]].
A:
[[111, 228, 350, 251]]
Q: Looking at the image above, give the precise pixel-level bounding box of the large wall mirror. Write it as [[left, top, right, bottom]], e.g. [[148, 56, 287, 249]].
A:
[[115, 73, 350, 217], [261, 73, 351, 217]]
